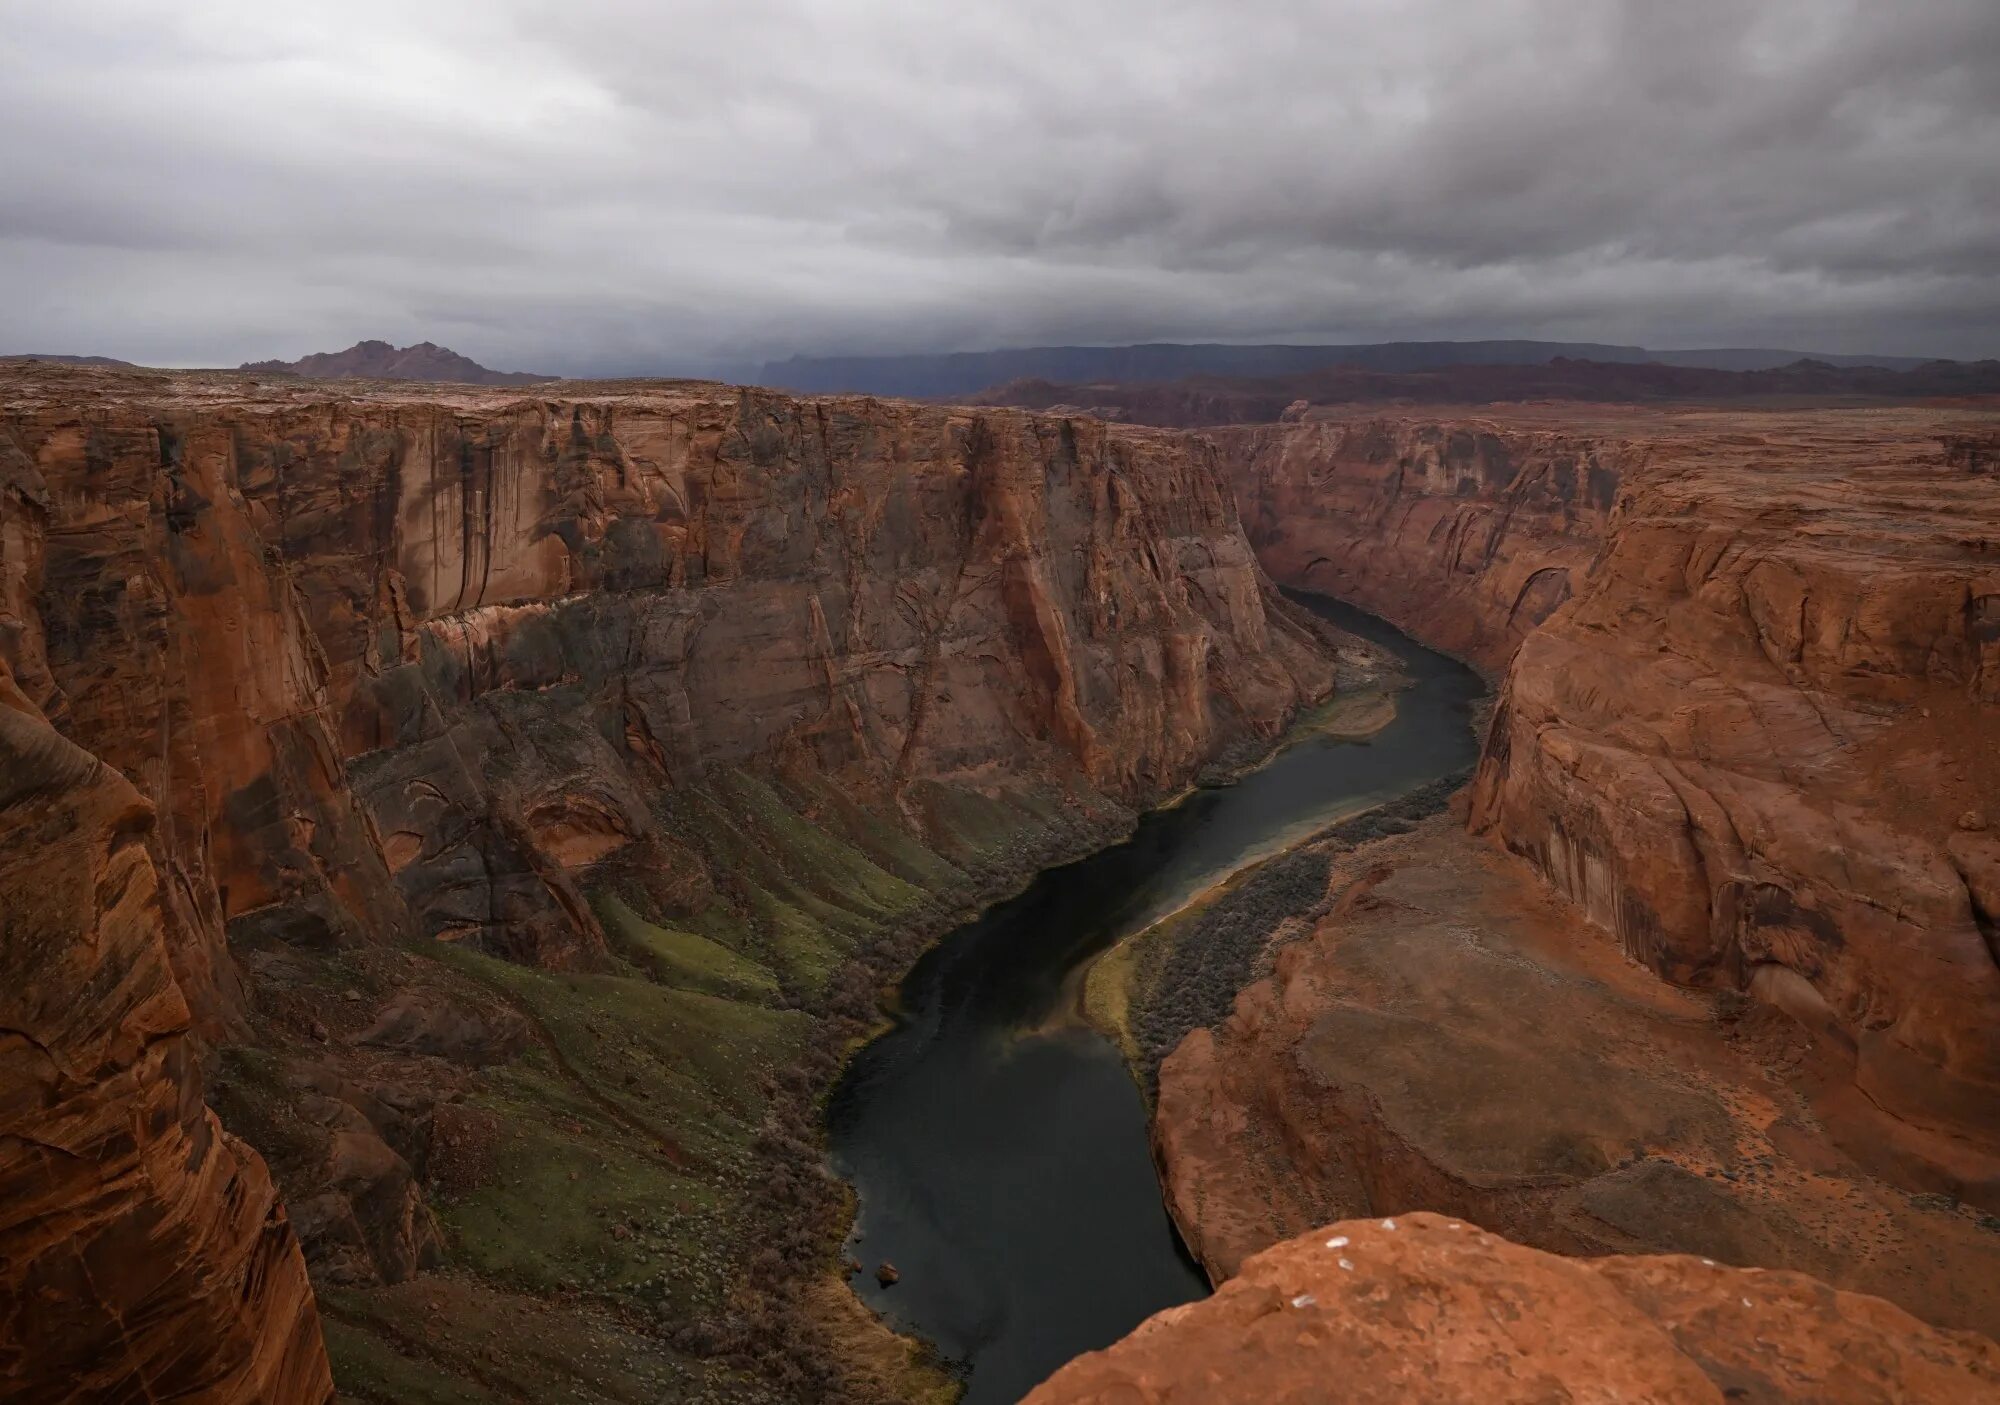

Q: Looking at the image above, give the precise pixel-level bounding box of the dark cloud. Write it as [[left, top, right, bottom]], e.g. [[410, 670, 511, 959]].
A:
[[3, 0, 1996, 374]]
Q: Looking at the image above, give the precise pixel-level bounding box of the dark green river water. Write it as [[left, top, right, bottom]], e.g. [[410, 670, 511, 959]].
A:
[[826, 594, 1485, 1402]]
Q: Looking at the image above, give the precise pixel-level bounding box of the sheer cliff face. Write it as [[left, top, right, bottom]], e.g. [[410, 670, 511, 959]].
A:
[[1470, 413, 2000, 1161], [1219, 416, 1626, 673], [1217, 407, 2000, 1174], [4, 368, 1328, 990]]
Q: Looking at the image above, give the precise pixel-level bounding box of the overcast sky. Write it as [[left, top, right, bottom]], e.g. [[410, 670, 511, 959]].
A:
[[4, 0, 1997, 374]]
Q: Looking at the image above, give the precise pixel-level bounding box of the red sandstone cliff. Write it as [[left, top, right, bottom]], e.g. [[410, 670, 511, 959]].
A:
[[1153, 815, 2000, 1339], [1, 368, 1326, 980], [1220, 415, 1623, 672], [1468, 413, 2000, 1177], [0, 362, 1331, 1394], [0, 663, 332, 1403], [1025, 1213, 2000, 1404], [1218, 407, 2000, 1165]]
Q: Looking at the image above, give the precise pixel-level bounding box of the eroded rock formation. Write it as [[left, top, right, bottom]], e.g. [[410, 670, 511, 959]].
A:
[[0, 665, 332, 1403], [2, 366, 1328, 992], [1141, 403, 2000, 1354], [1468, 411, 2000, 1184], [1024, 1213, 2000, 1404]]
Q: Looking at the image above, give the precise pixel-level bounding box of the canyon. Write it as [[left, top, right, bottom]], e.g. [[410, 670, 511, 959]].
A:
[[0, 361, 1328, 1401], [1209, 405, 2000, 1190], [1142, 403, 2000, 1347], [2, 357, 1996, 1402]]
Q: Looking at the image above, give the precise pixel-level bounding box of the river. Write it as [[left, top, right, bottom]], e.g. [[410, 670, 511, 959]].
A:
[[824, 593, 1486, 1403]]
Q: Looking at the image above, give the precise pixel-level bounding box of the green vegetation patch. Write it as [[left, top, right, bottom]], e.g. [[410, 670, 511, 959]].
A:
[[593, 891, 780, 1001], [433, 943, 806, 1162], [440, 1054, 729, 1307], [323, 1273, 729, 1405], [903, 774, 1100, 874], [651, 769, 949, 996], [323, 1315, 495, 1405]]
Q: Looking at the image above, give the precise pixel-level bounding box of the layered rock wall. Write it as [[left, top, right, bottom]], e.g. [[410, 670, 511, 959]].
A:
[[0, 662, 332, 1402], [1217, 407, 2000, 1173], [1463, 413, 2000, 1164], [3, 368, 1328, 984], [1218, 415, 1625, 673]]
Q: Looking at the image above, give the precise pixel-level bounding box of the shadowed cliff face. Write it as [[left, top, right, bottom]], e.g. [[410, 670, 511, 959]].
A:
[[1469, 415, 2000, 1170], [1212, 406, 2000, 1186], [0, 363, 1331, 1397], [4, 367, 1328, 991], [1220, 416, 1624, 674], [0, 663, 333, 1404]]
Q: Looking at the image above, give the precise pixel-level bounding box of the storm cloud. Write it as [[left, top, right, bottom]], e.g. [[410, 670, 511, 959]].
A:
[[4, 0, 1997, 373]]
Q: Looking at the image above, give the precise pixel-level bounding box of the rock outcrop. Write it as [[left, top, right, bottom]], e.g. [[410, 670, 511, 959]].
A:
[[1217, 406, 2000, 1181], [1024, 1213, 2000, 1404], [1149, 403, 2000, 1350], [0, 664, 332, 1403], [1466, 410, 2000, 1187], [0, 361, 1331, 1396]]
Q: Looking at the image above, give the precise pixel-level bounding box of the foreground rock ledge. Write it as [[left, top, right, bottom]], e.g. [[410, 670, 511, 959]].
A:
[[1024, 1213, 2000, 1404]]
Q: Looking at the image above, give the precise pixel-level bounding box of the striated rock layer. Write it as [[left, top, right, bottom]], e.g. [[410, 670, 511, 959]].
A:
[[1221, 413, 1624, 673], [0, 663, 332, 1403], [1025, 1212, 2000, 1404], [1216, 405, 2000, 1189], [3, 365, 1327, 993], [0, 362, 1330, 1393]]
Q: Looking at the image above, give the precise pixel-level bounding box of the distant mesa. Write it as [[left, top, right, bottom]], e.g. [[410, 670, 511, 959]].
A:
[[4, 353, 141, 368], [239, 340, 554, 386], [758, 339, 1943, 399], [963, 354, 2000, 428]]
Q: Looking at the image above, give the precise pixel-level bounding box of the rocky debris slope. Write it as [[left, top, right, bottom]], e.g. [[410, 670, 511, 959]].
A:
[[1154, 816, 2000, 1339], [0, 361, 1330, 1399], [0, 663, 332, 1403], [1024, 1212, 2000, 1405], [1216, 406, 2000, 1190]]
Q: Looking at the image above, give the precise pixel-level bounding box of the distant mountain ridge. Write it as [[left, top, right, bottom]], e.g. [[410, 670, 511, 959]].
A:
[[759, 340, 1939, 398], [3, 353, 142, 368], [240, 340, 552, 386], [968, 355, 2000, 427]]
